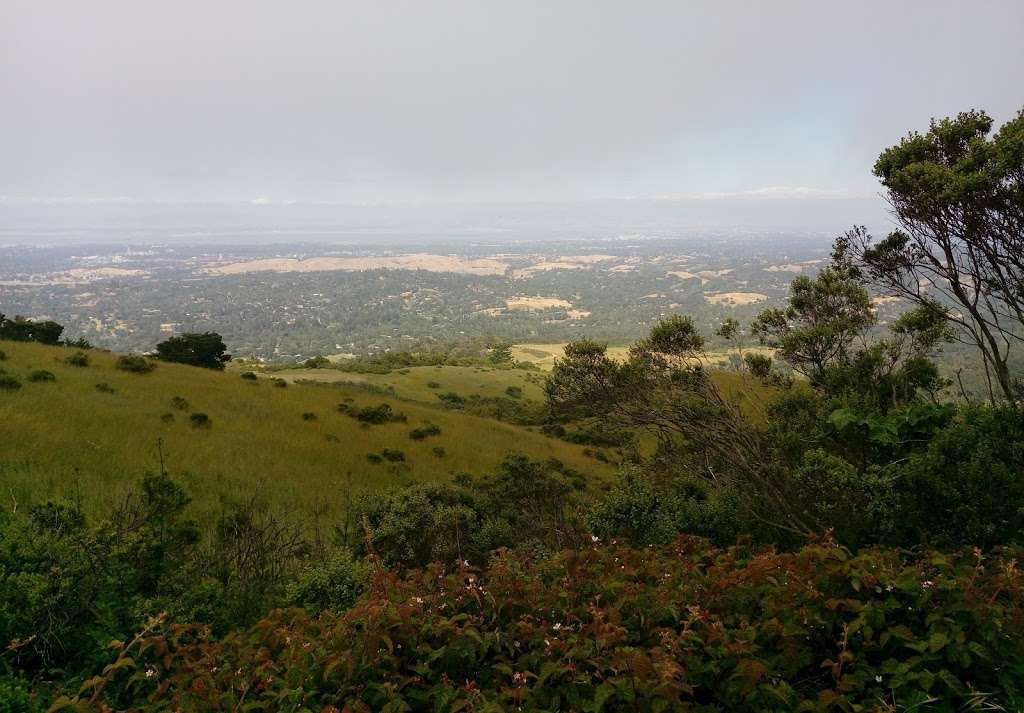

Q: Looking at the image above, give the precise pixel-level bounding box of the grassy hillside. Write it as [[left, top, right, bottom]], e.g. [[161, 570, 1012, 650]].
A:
[[274, 363, 548, 402], [0, 341, 612, 525]]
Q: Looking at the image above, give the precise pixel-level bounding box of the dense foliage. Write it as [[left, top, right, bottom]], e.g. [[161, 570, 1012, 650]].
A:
[[48, 539, 1024, 711]]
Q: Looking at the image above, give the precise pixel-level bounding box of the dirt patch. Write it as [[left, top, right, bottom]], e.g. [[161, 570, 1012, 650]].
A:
[[506, 296, 574, 310], [704, 292, 768, 306]]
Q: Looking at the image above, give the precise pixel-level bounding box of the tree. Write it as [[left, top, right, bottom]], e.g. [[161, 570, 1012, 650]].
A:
[[156, 332, 231, 370], [488, 341, 513, 365], [750, 265, 875, 385], [0, 313, 64, 345], [834, 109, 1024, 402], [546, 319, 814, 536]]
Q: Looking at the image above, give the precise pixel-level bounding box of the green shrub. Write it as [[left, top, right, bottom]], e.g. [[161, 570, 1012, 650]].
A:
[[77, 541, 1024, 711], [426, 381, 441, 388], [284, 551, 369, 614], [272, 378, 288, 388], [408, 424, 441, 440], [189, 413, 211, 429], [115, 355, 155, 373], [504, 385, 523, 398], [351, 403, 406, 424], [64, 351, 89, 367], [431, 446, 446, 458], [0, 349, 6, 361], [170, 396, 189, 410], [302, 412, 317, 421], [27, 369, 56, 382], [240, 371, 257, 380], [366, 453, 383, 464], [380, 448, 405, 462], [95, 382, 116, 394], [0, 374, 21, 391], [161, 413, 175, 424]]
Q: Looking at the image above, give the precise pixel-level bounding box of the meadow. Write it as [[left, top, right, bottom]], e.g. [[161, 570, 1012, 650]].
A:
[[0, 341, 612, 527]]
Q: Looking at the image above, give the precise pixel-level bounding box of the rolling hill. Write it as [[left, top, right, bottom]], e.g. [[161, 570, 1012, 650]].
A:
[[0, 340, 614, 527]]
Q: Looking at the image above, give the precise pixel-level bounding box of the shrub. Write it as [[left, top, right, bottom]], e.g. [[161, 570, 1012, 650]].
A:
[[189, 412, 211, 429], [272, 378, 288, 388], [436, 391, 466, 407], [0, 349, 6, 361], [302, 412, 317, 421], [0, 374, 21, 391], [240, 371, 257, 380], [161, 413, 175, 423], [431, 446, 446, 458], [115, 355, 155, 373], [408, 424, 441, 440], [505, 385, 523, 398], [79, 540, 1024, 711], [426, 381, 441, 389], [303, 356, 329, 369], [366, 453, 383, 464], [380, 448, 405, 462], [27, 370, 56, 382], [95, 382, 116, 393], [352, 403, 405, 424], [284, 551, 369, 614], [64, 351, 89, 367], [155, 332, 230, 370], [170, 396, 189, 410]]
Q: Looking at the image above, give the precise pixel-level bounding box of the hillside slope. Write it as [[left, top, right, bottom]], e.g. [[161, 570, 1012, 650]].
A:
[[0, 341, 612, 524]]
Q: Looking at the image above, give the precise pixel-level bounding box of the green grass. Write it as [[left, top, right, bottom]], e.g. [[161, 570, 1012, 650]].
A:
[[273, 364, 548, 403], [0, 341, 613, 525]]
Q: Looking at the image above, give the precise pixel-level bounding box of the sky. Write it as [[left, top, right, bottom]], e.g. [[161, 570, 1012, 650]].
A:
[[2, 0, 1022, 218]]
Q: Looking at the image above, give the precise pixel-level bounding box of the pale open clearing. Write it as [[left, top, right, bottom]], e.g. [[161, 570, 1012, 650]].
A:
[[206, 254, 508, 276], [765, 264, 804, 273], [704, 292, 768, 306], [506, 296, 573, 310]]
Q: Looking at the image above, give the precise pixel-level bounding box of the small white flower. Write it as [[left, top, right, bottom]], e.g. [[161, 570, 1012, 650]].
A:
[[875, 675, 883, 683], [145, 668, 157, 679]]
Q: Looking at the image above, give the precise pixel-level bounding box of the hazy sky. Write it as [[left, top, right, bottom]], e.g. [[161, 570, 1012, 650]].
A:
[[2, 0, 1022, 207]]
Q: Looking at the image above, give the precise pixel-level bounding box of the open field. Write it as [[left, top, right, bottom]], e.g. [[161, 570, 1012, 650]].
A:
[[275, 364, 548, 403], [0, 341, 612, 526]]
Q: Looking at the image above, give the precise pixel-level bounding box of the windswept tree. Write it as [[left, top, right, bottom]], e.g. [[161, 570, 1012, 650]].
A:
[[752, 263, 950, 411], [546, 317, 813, 535], [835, 109, 1024, 402], [156, 332, 231, 370], [750, 264, 875, 385]]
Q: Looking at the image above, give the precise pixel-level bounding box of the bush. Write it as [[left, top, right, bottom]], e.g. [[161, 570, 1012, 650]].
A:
[[426, 381, 441, 389], [303, 356, 329, 369], [78, 540, 1024, 711], [115, 355, 155, 373], [351, 403, 406, 424], [189, 413, 211, 429], [284, 551, 369, 614], [0, 349, 6, 361], [408, 424, 441, 440], [431, 446, 446, 458], [240, 371, 257, 380], [272, 378, 288, 388], [380, 448, 405, 462], [27, 370, 56, 382], [170, 396, 189, 410], [64, 351, 89, 367], [95, 382, 116, 394], [366, 453, 383, 464], [302, 412, 317, 421], [505, 385, 523, 398], [161, 413, 175, 423], [0, 374, 22, 391]]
